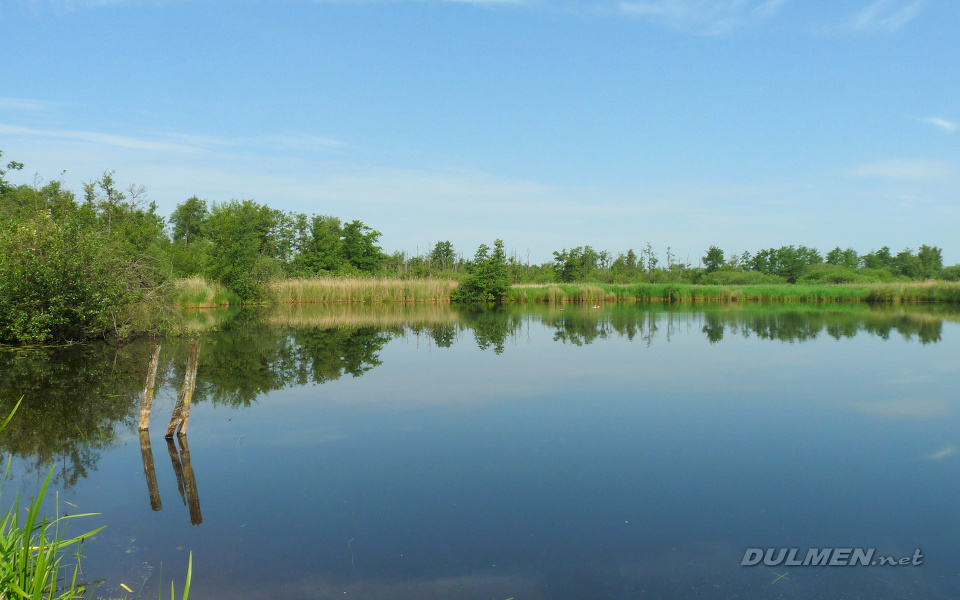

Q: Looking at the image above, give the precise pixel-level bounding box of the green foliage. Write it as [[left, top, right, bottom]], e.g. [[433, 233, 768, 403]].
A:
[[170, 196, 208, 245], [0, 401, 193, 600], [798, 264, 876, 284], [0, 150, 24, 196], [553, 246, 602, 282], [703, 246, 724, 273], [825, 247, 860, 269], [747, 245, 822, 283], [699, 269, 785, 285], [429, 241, 457, 269], [204, 200, 283, 302], [0, 165, 171, 343], [295, 215, 344, 274], [341, 220, 385, 273], [0, 401, 105, 599], [916, 244, 943, 278], [452, 240, 510, 303], [940, 265, 960, 281]]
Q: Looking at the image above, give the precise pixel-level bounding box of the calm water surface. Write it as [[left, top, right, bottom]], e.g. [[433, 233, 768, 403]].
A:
[[2, 303, 959, 599]]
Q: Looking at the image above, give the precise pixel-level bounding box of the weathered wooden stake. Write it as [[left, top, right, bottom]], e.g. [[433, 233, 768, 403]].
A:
[[139, 430, 162, 511], [137, 345, 162, 431], [178, 340, 201, 436], [178, 435, 203, 525], [166, 437, 187, 505], [165, 340, 201, 438]]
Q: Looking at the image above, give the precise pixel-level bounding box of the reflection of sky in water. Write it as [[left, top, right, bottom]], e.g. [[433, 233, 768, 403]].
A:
[[4, 306, 960, 599]]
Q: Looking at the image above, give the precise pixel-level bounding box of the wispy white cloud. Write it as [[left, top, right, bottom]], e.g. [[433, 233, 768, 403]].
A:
[[853, 398, 949, 418], [1, 123, 345, 158], [430, 0, 526, 4], [911, 116, 958, 133], [0, 123, 208, 154], [851, 0, 922, 32], [924, 445, 957, 461], [845, 158, 954, 181], [618, 0, 786, 35], [270, 134, 345, 153], [0, 97, 52, 112], [25, 0, 145, 11]]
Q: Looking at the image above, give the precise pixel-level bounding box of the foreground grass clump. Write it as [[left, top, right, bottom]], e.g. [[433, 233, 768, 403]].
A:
[[0, 402, 193, 599], [0, 401, 103, 599]]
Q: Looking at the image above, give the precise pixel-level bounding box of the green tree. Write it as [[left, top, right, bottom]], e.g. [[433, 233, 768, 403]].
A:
[[204, 200, 281, 301], [703, 246, 724, 273], [296, 215, 344, 274], [429, 241, 456, 269], [0, 150, 24, 195], [863, 246, 894, 270], [917, 244, 943, 278], [341, 220, 384, 273], [0, 159, 171, 342], [894, 248, 923, 278], [553, 246, 601, 282], [452, 239, 509, 303], [170, 196, 209, 245]]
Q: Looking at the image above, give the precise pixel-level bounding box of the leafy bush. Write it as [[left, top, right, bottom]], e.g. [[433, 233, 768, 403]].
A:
[[0, 172, 171, 343], [940, 265, 960, 281], [452, 239, 509, 303], [798, 264, 884, 284], [699, 270, 785, 285]]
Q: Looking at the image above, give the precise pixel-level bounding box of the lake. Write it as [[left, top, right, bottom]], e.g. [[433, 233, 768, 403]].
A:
[[3, 303, 959, 599]]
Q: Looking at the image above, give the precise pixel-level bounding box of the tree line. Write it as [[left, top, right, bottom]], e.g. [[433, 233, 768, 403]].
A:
[[1, 153, 957, 342]]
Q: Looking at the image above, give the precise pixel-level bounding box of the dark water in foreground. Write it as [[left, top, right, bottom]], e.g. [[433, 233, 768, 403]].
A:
[[3, 303, 960, 599]]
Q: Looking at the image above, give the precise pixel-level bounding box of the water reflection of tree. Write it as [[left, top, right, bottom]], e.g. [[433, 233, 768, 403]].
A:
[[0, 342, 156, 486], [460, 309, 525, 354], [531, 305, 950, 346], [2, 304, 953, 487], [161, 325, 395, 408], [0, 324, 394, 483]]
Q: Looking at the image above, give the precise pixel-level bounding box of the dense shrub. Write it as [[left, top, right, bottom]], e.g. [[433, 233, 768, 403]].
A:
[[452, 239, 509, 303], [699, 270, 785, 285], [940, 265, 960, 281], [0, 169, 171, 343]]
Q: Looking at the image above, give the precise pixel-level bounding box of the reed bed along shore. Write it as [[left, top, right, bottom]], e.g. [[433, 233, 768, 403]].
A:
[[174, 276, 240, 308], [507, 281, 960, 304], [264, 302, 461, 329], [174, 277, 960, 308], [273, 278, 458, 304]]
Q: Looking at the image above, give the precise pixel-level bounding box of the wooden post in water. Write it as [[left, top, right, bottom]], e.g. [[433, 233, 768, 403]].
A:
[[178, 435, 203, 525], [139, 430, 162, 511], [137, 345, 162, 431], [166, 437, 187, 505], [178, 340, 201, 436], [165, 340, 201, 438]]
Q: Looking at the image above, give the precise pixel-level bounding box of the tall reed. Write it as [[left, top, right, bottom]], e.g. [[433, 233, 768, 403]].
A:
[[271, 278, 457, 304], [507, 282, 960, 304], [173, 277, 239, 308]]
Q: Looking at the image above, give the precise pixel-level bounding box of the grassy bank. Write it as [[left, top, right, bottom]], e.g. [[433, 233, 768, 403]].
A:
[[174, 277, 456, 307], [174, 276, 241, 308], [174, 278, 960, 308], [273, 277, 457, 304], [507, 281, 960, 304]]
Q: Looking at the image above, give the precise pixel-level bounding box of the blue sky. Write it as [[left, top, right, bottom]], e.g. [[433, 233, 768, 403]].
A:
[[1, 0, 957, 264]]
